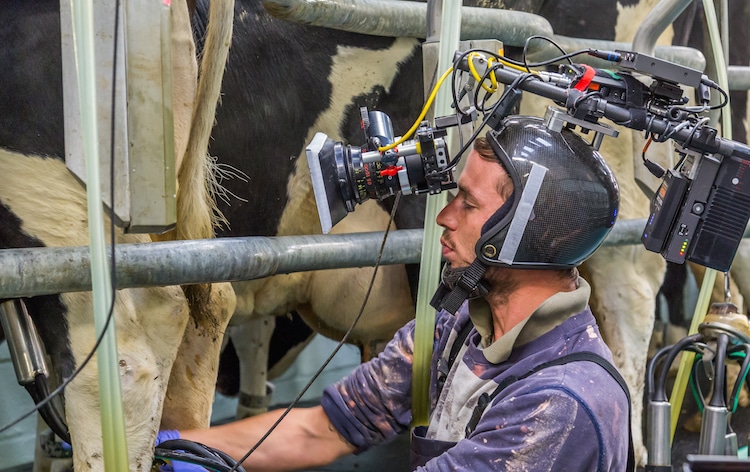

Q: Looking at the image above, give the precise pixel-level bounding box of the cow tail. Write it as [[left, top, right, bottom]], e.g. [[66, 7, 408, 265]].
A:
[[178, 0, 233, 243], [178, 0, 234, 322]]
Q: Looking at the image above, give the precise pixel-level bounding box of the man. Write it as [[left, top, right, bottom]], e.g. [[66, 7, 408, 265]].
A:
[[167, 115, 631, 471]]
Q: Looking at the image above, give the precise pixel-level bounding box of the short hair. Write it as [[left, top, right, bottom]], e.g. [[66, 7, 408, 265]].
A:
[[474, 137, 513, 200]]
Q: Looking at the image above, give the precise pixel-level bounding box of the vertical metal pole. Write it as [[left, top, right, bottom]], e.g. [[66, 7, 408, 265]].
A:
[[411, 0, 462, 428], [67, 0, 128, 469]]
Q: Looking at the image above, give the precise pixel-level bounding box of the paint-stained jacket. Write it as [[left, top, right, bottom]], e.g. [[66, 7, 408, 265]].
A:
[[321, 277, 630, 471]]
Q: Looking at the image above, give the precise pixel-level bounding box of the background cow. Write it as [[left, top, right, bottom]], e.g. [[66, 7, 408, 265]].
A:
[[2, 0, 749, 470]]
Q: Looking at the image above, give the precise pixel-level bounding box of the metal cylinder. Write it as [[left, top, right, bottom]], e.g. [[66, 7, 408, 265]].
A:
[[647, 401, 672, 466], [0, 299, 49, 385], [698, 405, 729, 455]]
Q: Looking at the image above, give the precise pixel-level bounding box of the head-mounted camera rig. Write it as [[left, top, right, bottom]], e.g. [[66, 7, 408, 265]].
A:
[[307, 42, 750, 273]]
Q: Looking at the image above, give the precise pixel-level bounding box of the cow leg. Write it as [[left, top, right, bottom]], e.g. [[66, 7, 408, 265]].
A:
[[229, 315, 276, 419], [161, 282, 235, 430], [63, 285, 190, 472], [581, 246, 665, 467]]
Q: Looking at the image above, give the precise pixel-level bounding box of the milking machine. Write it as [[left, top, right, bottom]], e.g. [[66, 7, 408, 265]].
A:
[[646, 296, 750, 471], [307, 37, 750, 470]]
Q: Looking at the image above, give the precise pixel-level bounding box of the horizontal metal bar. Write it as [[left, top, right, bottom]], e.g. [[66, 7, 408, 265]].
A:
[[0, 230, 423, 298], [3, 217, 749, 298]]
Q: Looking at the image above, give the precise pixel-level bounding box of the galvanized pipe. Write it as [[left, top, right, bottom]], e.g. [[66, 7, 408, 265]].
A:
[[3, 218, 750, 298], [631, 0, 694, 56], [262, 0, 554, 46], [0, 230, 424, 298], [261, 0, 706, 70]]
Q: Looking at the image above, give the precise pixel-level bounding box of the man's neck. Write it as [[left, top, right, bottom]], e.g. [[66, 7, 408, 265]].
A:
[[488, 271, 577, 341]]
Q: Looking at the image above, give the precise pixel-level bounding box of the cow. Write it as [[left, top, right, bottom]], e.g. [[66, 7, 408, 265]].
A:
[[3, 0, 749, 470], [0, 0, 237, 470]]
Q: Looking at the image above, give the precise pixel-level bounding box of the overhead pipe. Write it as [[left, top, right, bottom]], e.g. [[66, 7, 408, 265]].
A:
[[262, 0, 554, 46], [261, 0, 705, 70]]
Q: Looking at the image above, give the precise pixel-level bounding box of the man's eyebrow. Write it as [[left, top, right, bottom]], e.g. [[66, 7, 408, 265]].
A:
[[456, 182, 476, 202]]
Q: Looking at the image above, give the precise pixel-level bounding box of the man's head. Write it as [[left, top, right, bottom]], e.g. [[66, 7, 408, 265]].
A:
[[437, 137, 512, 269], [432, 115, 619, 313], [477, 115, 619, 269]]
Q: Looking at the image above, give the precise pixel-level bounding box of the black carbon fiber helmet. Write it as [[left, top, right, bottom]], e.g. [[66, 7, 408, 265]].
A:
[[478, 115, 620, 269]]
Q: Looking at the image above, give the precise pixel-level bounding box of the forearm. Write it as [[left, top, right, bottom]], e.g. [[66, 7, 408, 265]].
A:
[[180, 405, 356, 471]]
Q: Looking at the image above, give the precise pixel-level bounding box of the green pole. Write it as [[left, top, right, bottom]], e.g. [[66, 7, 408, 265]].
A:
[[411, 0, 462, 428], [69, 0, 129, 469]]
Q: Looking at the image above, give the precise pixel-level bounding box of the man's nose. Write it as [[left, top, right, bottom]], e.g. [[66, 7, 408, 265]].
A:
[[436, 202, 455, 229]]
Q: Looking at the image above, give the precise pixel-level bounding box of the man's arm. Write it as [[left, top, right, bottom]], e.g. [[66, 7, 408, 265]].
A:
[[180, 405, 356, 471]]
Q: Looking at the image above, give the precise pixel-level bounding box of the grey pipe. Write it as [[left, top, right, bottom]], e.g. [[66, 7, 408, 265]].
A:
[[0, 218, 644, 298], [3, 218, 750, 298], [259, 0, 750, 88], [631, 0, 694, 55], [261, 0, 705, 69], [262, 0, 554, 46], [0, 230, 424, 298]]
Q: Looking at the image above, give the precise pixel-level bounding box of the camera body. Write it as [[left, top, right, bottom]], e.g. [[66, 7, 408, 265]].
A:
[[307, 107, 456, 234], [642, 142, 750, 272]]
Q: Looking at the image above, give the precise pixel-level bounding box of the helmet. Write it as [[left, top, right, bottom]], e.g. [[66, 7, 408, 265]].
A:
[[477, 115, 620, 269]]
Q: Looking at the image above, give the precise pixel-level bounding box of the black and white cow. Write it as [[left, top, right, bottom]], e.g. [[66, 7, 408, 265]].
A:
[[0, 0, 237, 470], [3, 0, 749, 470]]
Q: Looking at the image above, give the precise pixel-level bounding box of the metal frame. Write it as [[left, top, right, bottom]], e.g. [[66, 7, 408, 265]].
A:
[[3, 0, 750, 299]]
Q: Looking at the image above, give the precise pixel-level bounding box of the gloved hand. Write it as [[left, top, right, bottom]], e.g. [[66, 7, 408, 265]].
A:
[[154, 430, 208, 471]]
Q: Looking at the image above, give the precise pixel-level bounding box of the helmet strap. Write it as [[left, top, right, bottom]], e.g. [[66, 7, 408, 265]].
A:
[[497, 162, 547, 264], [430, 260, 488, 314]]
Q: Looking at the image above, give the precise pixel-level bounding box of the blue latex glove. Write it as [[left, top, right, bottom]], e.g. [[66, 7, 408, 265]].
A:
[[154, 430, 208, 471]]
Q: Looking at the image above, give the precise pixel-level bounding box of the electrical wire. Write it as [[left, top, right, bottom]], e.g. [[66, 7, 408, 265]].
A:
[[378, 68, 453, 152], [155, 439, 246, 471], [226, 192, 403, 472]]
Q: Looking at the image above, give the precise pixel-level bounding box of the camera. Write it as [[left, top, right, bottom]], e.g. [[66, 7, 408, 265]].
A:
[[306, 107, 456, 234], [306, 44, 750, 273], [641, 139, 750, 272]]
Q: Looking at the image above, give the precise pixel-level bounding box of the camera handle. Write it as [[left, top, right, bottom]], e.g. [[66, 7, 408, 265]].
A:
[[645, 302, 750, 471]]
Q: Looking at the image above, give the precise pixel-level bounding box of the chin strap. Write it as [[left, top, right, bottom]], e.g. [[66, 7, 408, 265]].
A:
[[430, 260, 488, 314]]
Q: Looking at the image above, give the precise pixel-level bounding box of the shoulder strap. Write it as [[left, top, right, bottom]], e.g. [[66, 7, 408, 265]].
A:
[[436, 320, 474, 397], [464, 352, 635, 472]]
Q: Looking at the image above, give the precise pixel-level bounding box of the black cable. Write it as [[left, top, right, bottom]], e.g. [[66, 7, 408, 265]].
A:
[[155, 439, 246, 471], [654, 334, 703, 402], [227, 192, 403, 472], [647, 344, 674, 401], [708, 333, 730, 408], [443, 72, 535, 174], [727, 344, 750, 412]]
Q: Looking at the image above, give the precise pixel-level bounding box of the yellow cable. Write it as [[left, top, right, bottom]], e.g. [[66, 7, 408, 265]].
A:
[[467, 52, 497, 93], [378, 66, 454, 152]]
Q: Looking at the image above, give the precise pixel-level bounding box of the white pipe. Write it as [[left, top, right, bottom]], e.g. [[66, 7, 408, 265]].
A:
[[411, 0, 462, 428], [68, 0, 128, 469]]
